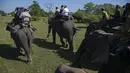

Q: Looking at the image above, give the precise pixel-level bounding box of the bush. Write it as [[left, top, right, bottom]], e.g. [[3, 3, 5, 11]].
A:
[[31, 16, 40, 21], [83, 14, 101, 23], [42, 17, 48, 23], [72, 11, 85, 23], [73, 10, 102, 23]]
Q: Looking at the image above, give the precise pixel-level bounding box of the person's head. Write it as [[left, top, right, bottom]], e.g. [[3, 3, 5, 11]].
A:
[[125, 3, 130, 14], [24, 9, 28, 12], [61, 5, 64, 8], [56, 7, 58, 9], [123, 5, 126, 8], [115, 5, 120, 10], [123, 5, 126, 10], [101, 8, 104, 11], [64, 5, 67, 8], [14, 7, 19, 14], [15, 7, 18, 11], [21, 7, 24, 11]]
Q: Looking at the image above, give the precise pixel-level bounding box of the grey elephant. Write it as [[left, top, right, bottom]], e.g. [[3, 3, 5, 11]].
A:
[[48, 16, 76, 52], [6, 23, 33, 64], [55, 64, 87, 73], [72, 30, 114, 68]]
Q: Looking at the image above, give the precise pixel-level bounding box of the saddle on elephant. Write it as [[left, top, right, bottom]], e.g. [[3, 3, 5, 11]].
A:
[[6, 17, 31, 33]]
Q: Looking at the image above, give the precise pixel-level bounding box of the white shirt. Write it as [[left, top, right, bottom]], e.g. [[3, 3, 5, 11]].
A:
[[56, 9, 60, 12], [62, 8, 69, 16], [19, 12, 31, 18]]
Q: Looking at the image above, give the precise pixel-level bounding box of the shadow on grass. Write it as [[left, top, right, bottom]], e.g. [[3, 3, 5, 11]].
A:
[[33, 38, 74, 62], [54, 49, 74, 62], [55, 48, 101, 71], [33, 38, 61, 50], [0, 44, 26, 63]]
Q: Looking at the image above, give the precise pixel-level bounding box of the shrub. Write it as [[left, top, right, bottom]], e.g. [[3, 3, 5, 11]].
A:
[[72, 11, 85, 23], [83, 14, 101, 23], [31, 16, 40, 21]]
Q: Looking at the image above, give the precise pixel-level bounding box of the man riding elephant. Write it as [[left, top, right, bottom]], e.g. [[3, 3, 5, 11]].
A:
[[46, 7, 60, 39], [49, 17, 75, 52], [124, 3, 130, 35], [47, 5, 79, 52], [98, 3, 130, 73], [111, 5, 121, 20], [6, 7, 34, 64]]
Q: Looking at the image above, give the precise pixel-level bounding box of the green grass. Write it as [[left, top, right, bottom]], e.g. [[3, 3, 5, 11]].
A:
[[0, 16, 97, 73]]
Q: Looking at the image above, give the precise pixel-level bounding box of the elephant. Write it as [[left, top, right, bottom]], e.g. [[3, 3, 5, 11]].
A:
[[48, 16, 76, 52], [72, 30, 112, 68], [55, 64, 87, 73], [6, 23, 33, 64], [98, 3, 130, 73], [98, 40, 130, 73]]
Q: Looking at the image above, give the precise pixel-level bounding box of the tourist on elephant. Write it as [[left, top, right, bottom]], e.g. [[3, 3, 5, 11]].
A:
[[60, 5, 64, 14], [101, 8, 109, 20], [55, 7, 60, 16], [113, 5, 121, 20], [100, 8, 109, 28], [62, 5, 69, 17], [122, 5, 127, 22]]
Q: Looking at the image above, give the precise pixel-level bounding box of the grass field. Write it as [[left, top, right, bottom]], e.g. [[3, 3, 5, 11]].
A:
[[0, 16, 97, 73]]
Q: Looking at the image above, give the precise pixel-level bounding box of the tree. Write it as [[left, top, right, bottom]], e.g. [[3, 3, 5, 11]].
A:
[[10, 11, 15, 16], [84, 2, 95, 13], [44, 4, 54, 16], [0, 10, 7, 16], [72, 9, 85, 22], [28, 1, 46, 17]]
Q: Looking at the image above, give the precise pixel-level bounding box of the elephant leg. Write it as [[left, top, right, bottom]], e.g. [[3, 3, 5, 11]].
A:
[[17, 30, 32, 64], [15, 41, 22, 53], [67, 37, 73, 52], [47, 26, 52, 38], [21, 39, 31, 63], [60, 37, 65, 47], [23, 47, 31, 63], [52, 28, 56, 44]]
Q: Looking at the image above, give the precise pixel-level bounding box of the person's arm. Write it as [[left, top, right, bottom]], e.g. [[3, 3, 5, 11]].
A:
[[19, 12, 23, 18], [27, 12, 31, 18]]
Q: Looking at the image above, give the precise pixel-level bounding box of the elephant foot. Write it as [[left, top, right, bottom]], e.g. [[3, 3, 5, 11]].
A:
[[46, 35, 50, 40], [26, 56, 32, 64], [26, 60, 32, 64], [26, 59, 32, 64]]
